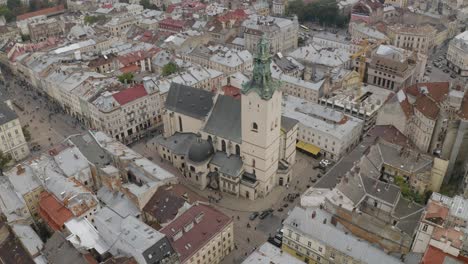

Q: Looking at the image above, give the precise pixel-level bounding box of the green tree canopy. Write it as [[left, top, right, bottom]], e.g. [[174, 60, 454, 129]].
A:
[[0, 151, 12, 173], [22, 125, 31, 142], [162, 62, 178, 77], [84, 15, 106, 25], [118, 72, 134, 84], [287, 0, 349, 28]]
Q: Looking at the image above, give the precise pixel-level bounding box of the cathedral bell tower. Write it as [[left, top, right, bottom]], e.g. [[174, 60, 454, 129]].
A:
[[240, 36, 282, 197]]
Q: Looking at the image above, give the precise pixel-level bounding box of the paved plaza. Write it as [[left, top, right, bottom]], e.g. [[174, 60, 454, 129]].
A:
[[132, 139, 321, 264]]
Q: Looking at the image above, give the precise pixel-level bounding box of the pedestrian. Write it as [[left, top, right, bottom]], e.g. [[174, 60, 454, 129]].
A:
[[247, 238, 250, 243]]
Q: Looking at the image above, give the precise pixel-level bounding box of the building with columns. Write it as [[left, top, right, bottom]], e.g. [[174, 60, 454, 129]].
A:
[[155, 37, 298, 200]]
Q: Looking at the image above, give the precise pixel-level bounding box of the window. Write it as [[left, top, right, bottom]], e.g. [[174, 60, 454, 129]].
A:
[[252, 122, 258, 132], [422, 224, 428, 232], [221, 140, 226, 152], [308, 241, 311, 247], [235, 145, 240, 155], [252, 159, 256, 168], [178, 116, 183, 132], [318, 246, 323, 252]]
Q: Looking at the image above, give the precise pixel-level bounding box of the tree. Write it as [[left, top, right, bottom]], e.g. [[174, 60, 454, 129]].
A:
[[118, 72, 134, 84], [22, 125, 31, 142], [0, 6, 14, 22], [84, 15, 106, 25], [286, 0, 349, 28], [0, 151, 12, 173], [162, 62, 178, 76]]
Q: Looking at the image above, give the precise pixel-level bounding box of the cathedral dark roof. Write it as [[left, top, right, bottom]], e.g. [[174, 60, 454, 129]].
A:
[[165, 83, 215, 120], [203, 95, 242, 143], [188, 138, 214, 163]]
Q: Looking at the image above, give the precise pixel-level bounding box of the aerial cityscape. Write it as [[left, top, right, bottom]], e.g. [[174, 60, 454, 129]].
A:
[[0, 0, 466, 263]]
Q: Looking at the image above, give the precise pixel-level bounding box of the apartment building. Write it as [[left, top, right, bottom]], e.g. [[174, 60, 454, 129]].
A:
[[282, 96, 363, 161], [447, 30, 468, 77], [160, 203, 234, 264], [184, 45, 253, 74], [282, 207, 403, 264], [412, 193, 468, 262], [95, 206, 178, 264], [90, 81, 163, 144], [243, 15, 298, 54], [0, 101, 30, 161], [366, 45, 424, 91], [387, 24, 436, 54], [5, 163, 44, 222], [28, 18, 64, 42]]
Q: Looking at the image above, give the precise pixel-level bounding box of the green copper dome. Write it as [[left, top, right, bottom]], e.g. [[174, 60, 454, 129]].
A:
[[242, 36, 281, 100]]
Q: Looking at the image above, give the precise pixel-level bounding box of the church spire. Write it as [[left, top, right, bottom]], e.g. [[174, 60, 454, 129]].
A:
[[242, 36, 280, 100]]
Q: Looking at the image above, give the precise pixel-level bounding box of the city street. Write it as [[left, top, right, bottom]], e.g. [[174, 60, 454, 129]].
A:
[[0, 69, 85, 157], [132, 139, 321, 264]]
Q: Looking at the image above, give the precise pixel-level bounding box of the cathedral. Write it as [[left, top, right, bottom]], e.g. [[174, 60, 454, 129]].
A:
[[155, 37, 298, 200]]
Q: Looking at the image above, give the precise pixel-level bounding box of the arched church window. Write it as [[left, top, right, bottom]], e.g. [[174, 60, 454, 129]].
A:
[[221, 140, 226, 152]]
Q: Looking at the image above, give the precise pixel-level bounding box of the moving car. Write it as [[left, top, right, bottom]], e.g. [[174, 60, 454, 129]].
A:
[[249, 212, 259, 220]]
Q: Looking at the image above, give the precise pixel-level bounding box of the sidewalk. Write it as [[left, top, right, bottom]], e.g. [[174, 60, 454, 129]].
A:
[[132, 139, 315, 212]]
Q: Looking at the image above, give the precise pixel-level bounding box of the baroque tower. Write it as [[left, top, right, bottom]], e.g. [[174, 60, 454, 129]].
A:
[[241, 36, 282, 198]]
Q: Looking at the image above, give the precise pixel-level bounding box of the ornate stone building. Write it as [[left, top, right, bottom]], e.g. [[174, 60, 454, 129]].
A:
[[156, 38, 298, 200]]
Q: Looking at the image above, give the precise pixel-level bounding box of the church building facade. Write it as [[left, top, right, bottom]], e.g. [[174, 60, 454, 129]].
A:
[[155, 37, 298, 200]]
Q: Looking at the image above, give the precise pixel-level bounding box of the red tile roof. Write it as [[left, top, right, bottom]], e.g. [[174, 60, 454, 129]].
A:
[[414, 95, 439, 120], [368, 125, 413, 148], [222, 85, 241, 99], [405, 82, 449, 103], [160, 204, 231, 262], [17, 5, 65, 21], [217, 9, 247, 23], [421, 246, 468, 264], [397, 92, 413, 119], [117, 49, 159, 66], [425, 200, 449, 223], [112, 84, 148, 106], [459, 91, 468, 120], [120, 64, 140, 74], [143, 184, 207, 225], [39, 192, 73, 231]]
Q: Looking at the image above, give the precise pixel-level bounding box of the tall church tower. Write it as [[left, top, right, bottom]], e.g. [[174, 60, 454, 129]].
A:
[[241, 37, 282, 197]]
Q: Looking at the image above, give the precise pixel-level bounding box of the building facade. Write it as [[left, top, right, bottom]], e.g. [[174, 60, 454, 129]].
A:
[[447, 31, 468, 77], [243, 15, 299, 54], [156, 38, 297, 200], [0, 102, 30, 161]]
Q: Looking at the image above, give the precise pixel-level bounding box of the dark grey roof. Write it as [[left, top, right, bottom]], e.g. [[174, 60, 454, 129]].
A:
[[361, 176, 400, 205], [165, 83, 214, 120], [203, 95, 242, 143], [155, 133, 197, 155], [43, 232, 89, 264], [281, 115, 298, 132], [0, 101, 17, 126], [188, 138, 214, 163], [273, 55, 299, 72], [396, 209, 423, 235], [393, 196, 424, 219], [315, 135, 377, 189], [69, 132, 112, 168], [336, 174, 366, 205], [210, 152, 243, 177]]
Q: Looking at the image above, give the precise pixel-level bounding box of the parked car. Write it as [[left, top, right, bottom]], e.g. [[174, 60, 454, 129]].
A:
[[259, 210, 271, 219], [267, 236, 282, 248], [450, 73, 457, 78], [443, 69, 450, 73], [249, 212, 259, 220]]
